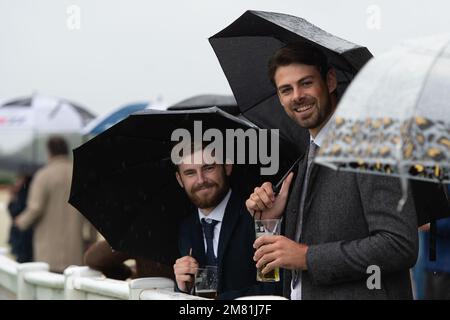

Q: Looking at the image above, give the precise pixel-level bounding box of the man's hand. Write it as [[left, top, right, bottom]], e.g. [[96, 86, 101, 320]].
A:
[[253, 235, 308, 273], [173, 255, 199, 293], [245, 172, 294, 220], [13, 217, 21, 229]]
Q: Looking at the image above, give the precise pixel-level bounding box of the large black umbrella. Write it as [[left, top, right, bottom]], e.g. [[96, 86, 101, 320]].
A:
[[209, 10, 374, 154], [69, 107, 299, 266]]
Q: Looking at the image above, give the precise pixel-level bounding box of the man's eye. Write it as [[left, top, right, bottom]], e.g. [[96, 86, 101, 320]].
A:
[[302, 81, 313, 87], [280, 88, 291, 95], [205, 166, 215, 171]]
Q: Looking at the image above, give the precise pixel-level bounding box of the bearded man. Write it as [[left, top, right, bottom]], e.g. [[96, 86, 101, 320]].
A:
[[173, 144, 280, 298]]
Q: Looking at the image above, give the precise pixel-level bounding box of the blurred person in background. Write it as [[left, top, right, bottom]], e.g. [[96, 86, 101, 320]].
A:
[[14, 135, 97, 272], [7, 172, 34, 263], [84, 239, 174, 280]]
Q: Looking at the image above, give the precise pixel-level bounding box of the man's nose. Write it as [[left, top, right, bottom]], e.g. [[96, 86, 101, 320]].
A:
[[196, 171, 205, 184], [292, 86, 305, 103]]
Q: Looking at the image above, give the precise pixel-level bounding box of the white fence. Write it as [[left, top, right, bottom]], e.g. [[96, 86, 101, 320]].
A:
[[0, 248, 287, 300], [0, 250, 18, 295], [17, 262, 65, 299], [0, 248, 204, 300]]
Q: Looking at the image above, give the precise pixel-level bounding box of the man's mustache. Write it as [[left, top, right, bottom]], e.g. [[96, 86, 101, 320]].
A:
[[192, 181, 217, 193], [293, 96, 316, 106]]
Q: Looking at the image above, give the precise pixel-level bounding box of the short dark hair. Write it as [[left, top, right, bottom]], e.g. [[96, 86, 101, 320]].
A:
[[268, 42, 330, 86], [47, 135, 69, 156], [171, 139, 227, 173]]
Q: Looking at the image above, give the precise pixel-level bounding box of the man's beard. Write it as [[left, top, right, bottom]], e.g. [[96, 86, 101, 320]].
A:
[[187, 180, 229, 210]]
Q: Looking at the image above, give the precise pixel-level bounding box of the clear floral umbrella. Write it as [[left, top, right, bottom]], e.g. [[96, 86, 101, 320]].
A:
[[315, 35, 450, 212]]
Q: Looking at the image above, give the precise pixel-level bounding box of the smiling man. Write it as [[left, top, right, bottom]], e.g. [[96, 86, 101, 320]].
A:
[[173, 145, 277, 298], [246, 42, 418, 300]]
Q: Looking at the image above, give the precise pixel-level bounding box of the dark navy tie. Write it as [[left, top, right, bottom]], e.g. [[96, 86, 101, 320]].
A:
[[201, 218, 219, 266]]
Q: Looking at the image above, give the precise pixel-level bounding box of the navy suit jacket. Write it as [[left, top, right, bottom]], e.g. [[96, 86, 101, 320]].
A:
[[178, 189, 281, 298]]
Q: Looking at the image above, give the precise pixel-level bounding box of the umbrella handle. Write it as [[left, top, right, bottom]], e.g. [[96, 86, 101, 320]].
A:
[[396, 166, 409, 212], [187, 248, 195, 295], [273, 155, 304, 195]]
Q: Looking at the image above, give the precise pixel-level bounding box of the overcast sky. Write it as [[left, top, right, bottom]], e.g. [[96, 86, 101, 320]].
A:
[[1, 0, 449, 116]]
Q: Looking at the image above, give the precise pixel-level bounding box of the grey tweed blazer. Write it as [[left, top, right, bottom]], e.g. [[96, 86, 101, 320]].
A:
[[282, 149, 418, 300]]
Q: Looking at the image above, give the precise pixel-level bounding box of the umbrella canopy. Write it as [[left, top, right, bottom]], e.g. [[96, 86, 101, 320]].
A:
[[69, 107, 299, 265], [315, 35, 450, 183], [0, 94, 95, 173], [81, 102, 150, 136], [315, 34, 450, 225], [168, 94, 239, 115], [0, 95, 95, 132], [209, 10, 373, 152]]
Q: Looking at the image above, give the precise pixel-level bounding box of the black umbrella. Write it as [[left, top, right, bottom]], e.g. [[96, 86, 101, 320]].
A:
[[69, 107, 299, 266], [209, 10, 374, 153]]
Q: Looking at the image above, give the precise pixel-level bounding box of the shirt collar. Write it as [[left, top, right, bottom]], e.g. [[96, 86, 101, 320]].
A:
[[198, 188, 232, 223], [310, 111, 336, 148]]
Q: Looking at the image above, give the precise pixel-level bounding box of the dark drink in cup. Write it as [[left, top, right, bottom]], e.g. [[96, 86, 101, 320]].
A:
[[195, 266, 218, 299], [196, 289, 218, 299]]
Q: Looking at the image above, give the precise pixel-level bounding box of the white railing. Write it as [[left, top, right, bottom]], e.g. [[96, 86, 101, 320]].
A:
[[129, 277, 177, 300], [139, 289, 209, 300], [1, 247, 283, 300], [1, 249, 65, 300], [17, 262, 65, 300], [20, 268, 65, 300], [1, 252, 207, 300], [128, 277, 210, 300], [0, 250, 19, 295], [64, 266, 128, 300]]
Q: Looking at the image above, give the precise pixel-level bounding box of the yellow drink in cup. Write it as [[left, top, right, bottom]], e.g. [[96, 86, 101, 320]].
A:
[[255, 219, 281, 282]]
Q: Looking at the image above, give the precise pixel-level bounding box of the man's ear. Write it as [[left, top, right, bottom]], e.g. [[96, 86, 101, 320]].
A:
[[224, 164, 232, 177], [175, 172, 184, 188], [326, 68, 337, 94]]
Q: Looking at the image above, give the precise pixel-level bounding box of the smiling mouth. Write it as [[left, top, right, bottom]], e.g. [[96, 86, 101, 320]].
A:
[[293, 104, 314, 113], [195, 186, 213, 193]]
